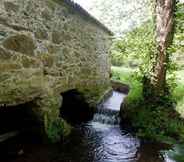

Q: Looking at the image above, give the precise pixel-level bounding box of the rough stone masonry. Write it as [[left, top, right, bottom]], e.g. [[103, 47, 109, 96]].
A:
[[0, 0, 112, 142]]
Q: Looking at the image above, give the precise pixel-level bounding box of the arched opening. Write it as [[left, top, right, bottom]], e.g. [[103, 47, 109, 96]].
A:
[[0, 103, 38, 135], [0, 103, 41, 158], [60, 90, 94, 124]]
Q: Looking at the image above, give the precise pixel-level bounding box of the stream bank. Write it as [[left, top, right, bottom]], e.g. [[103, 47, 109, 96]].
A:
[[0, 90, 177, 162]]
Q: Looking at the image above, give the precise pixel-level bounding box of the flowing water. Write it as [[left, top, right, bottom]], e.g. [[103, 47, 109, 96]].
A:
[[0, 91, 176, 162]]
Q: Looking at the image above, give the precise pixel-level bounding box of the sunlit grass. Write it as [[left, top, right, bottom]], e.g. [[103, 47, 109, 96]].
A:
[[175, 70, 184, 84], [112, 66, 184, 118], [111, 66, 143, 107], [111, 66, 136, 83], [111, 65, 184, 142], [173, 72, 184, 118]]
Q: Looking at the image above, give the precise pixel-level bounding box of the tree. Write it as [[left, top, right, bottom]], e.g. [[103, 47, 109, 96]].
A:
[[144, 0, 176, 100]]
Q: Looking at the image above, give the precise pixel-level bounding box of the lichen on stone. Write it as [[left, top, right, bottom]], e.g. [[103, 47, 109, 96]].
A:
[[0, 0, 111, 142], [2, 34, 36, 56]]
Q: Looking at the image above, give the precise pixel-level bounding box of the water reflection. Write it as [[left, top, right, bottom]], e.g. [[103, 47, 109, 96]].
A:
[[81, 122, 140, 162], [0, 91, 179, 162]]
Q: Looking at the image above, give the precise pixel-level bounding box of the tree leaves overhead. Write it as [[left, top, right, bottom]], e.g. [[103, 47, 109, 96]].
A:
[[73, 0, 151, 35]]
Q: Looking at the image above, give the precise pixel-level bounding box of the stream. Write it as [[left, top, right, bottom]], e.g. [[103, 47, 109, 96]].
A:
[[0, 91, 176, 162]]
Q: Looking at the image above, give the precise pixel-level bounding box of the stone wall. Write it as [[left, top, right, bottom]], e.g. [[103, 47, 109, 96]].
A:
[[0, 0, 112, 142]]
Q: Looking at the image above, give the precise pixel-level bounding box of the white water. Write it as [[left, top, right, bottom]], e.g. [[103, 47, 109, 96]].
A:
[[3, 90, 176, 162], [93, 91, 125, 125], [103, 91, 127, 111]]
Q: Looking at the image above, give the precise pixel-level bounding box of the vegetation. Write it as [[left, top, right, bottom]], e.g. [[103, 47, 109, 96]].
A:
[[166, 144, 184, 162], [111, 66, 143, 107], [74, 0, 151, 35], [111, 21, 154, 68], [112, 66, 184, 143], [111, 2, 184, 143], [147, 0, 175, 98]]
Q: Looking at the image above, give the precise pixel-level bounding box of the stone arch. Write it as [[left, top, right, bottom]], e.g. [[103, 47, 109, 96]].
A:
[[0, 102, 40, 142], [60, 89, 94, 124]]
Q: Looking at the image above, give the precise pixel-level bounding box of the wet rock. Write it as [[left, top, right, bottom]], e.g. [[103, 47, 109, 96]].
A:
[[111, 80, 130, 94]]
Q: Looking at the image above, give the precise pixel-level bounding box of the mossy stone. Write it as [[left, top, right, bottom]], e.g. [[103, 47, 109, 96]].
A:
[[3, 34, 36, 56]]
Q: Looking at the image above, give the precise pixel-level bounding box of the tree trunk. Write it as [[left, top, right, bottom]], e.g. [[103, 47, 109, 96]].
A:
[[150, 0, 175, 96]]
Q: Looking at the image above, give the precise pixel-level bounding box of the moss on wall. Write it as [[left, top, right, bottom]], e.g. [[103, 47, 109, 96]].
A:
[[0, 0, 111, 142]]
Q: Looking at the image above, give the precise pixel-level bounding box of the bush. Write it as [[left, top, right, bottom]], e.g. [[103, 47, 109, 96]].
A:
[[112, 67, 184, 143], [110, 21, 154, 69], [166, 144, 184, 162], [111, 2, 184, 143]]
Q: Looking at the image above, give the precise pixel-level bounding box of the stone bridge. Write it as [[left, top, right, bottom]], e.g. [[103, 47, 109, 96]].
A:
[[0, 0, 112, 142]]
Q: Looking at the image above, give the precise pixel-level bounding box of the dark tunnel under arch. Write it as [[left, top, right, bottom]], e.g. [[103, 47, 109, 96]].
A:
[[60, 89, 94, 124]]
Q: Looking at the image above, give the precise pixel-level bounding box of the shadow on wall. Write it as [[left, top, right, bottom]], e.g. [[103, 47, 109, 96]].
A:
[[60, 90, 94, 124]]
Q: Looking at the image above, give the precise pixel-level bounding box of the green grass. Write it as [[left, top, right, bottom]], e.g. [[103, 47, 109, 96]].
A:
[[166, 144, 184, 162], [112, 66, 184, 143], [110, 2, 184, 143], [111, 66, 143, 106], [110, 21, 154, 68], [172, 72, 184, 119], [175, 70, 184, 84], [111, 66, 135, 83]]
